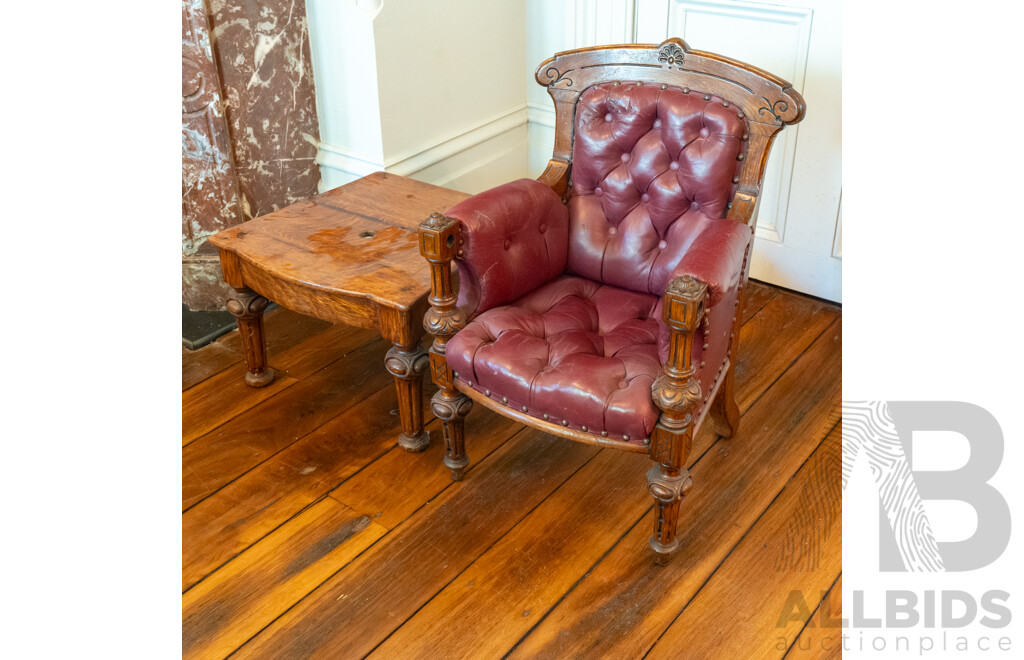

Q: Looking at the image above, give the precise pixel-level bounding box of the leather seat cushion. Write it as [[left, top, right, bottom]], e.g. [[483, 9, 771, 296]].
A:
[[447, 275, 667, 444]]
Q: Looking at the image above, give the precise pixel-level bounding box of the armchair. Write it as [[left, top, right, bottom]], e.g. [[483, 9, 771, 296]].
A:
[[419, 39, 805, 561]]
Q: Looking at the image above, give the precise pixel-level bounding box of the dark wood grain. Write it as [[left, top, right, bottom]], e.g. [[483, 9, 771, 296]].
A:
[[370, 447, 654, 659], [183, 385, 406, 589], [328, 406, 523, 530], [183, 498, 386, 660], [233, 431, 599, 659], [182, 323, 377, 445], [182, 338, 391, 510]]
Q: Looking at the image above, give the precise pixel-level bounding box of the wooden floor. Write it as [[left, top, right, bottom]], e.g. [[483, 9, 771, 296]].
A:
[[182, 281, 842, 659]]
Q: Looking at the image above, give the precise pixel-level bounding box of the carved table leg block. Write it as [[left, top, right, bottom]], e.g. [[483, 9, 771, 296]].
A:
[[431, 389, 473, 481], [646, 465, 693, 564], [226, 286, 274, 387], [385, 345, 430, 452]]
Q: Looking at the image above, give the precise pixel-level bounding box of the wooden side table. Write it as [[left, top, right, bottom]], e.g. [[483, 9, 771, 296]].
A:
[[208, 172, 469, 451]]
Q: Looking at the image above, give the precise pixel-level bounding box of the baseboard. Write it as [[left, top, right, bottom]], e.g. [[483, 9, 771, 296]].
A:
[[317, 104, 529, 189]]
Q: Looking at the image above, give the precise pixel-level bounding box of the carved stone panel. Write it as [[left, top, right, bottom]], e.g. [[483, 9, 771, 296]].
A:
[[182, 0, 321, 311], [207, 0, 321, 220]]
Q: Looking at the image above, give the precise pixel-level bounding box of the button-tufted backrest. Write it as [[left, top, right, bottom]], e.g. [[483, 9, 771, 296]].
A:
[[567, 81, 747, 295]]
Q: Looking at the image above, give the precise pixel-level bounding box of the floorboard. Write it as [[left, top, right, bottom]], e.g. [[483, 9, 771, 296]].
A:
[[181, 285, 841, 659]]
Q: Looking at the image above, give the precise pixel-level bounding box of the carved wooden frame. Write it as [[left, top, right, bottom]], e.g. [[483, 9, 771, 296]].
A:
[[419, 39, 805, 559]]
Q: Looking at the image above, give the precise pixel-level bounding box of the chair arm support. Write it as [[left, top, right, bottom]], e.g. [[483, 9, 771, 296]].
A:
[[418, 213, 467, 390], [650, 275, 708, 466], [536, 158, 571, 200], [444, 178, 569, 318]]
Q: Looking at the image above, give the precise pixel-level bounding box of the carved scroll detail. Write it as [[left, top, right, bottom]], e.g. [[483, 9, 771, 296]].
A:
[[757, 96, 790, 123], [544, 66, 574, 88]]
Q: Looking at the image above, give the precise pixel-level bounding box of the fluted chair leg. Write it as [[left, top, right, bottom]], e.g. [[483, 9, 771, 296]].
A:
[[432, 389, 472, 481], [647, 465, 694, 564]]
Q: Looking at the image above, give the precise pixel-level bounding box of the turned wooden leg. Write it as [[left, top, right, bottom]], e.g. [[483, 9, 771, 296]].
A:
[[385, 344, 430, 452], [647, 465, 694, 564], [431, 389, 472, 481], [710, 364, 741, 438], [226, 286, 273, 387]]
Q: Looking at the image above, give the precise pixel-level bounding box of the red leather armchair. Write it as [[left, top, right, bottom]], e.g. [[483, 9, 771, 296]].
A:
[[419, 39, 804, 561]]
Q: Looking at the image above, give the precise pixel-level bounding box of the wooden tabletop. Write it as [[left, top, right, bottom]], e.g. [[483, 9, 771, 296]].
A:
[[210, 172, 470, 313]]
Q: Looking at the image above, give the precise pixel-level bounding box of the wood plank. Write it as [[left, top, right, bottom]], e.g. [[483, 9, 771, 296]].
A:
[[182, 338, 391, 510], [182, 393, 521, 590], [733, 291, 838, 412], [183, 342, 242, 392], [183, 497, 387, 660], [181, 323, 376, 446], [233, 430, 599, 659], [787, 575, 843, 659], [327, 406, 522, 531], [370, 447, 653, 659], [182, 366, 297, 448], [183, 385, 406, 589], [647, 425, 841, 659], [508, 318, 841, 658], [742, 279, 777, 324]]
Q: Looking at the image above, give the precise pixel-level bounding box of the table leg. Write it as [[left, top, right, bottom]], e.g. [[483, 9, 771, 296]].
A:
[[385, 344, 430, 451], [226, 286, 274, 387]]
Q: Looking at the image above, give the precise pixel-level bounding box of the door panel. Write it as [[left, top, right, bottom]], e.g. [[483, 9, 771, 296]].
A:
[[637, 0, 841, 301]]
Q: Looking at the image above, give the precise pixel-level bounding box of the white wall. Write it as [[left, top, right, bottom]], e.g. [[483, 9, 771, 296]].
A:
[[308, 0, 529, 194]]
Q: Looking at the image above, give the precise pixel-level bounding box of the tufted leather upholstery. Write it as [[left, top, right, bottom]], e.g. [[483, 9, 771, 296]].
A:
[[446, 179, 569, 317], [568, 82, 747, 298], [442, 80, 754, 443], [448, 275, 663, 443]]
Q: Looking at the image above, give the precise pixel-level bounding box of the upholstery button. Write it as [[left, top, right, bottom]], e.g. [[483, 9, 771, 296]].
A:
[[690, 201, 700, 210], [653, 119, 662, 128], [699, 127, 710, 138], [658, 240, 667, 249], [604, 113, 612, 122], [641, 193, 649, 202], [620, 153, 630, 163], [608, 227, 617, 235], [617, 380, 628, 389], [595, 187, 602, 196], [539, 224, 546, 233], [503, 239, 511, 250], [669, 162, 679, 171]]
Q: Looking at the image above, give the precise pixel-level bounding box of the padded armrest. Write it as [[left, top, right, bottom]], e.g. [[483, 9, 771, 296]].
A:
[[667, 218, 750, 307], [447, 178, 569, 317], [656, 218, 751, 364]]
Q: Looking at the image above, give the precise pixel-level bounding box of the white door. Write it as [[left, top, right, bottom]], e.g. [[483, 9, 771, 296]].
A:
[[634, 0, 842, 301]]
